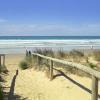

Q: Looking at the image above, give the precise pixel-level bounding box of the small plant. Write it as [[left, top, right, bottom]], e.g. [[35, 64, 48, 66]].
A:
[[88, 63, 96, 69], [0, 65, 8, 74], [19, 60, 28, 70]]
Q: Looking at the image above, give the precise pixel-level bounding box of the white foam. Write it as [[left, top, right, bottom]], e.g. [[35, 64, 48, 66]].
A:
[[0, 39, 100, 54]]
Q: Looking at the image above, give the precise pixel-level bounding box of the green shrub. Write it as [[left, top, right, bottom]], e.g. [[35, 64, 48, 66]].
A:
[[88, 63, 96, 69], [19, 61, 28, 70], [0, 65, 8, 74]]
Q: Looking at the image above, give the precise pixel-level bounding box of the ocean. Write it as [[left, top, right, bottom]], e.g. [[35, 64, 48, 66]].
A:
[[0, 36, 100, 54]]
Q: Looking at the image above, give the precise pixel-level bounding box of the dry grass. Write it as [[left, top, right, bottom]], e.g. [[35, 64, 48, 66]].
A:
[[0, 65, 8, 74], [21, 49, 100, 77], [56, 49, 67, 58], [92, 50, 100, 61], [0, 65, 8, 100], [32, 49, 92, 76], [0, 64, 8, 100], [33, 48, 55, 57]]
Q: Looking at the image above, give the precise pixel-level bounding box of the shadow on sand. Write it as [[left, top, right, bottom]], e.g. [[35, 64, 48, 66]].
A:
[[2, 69, 28, 100], [53, 68, 100, 99]]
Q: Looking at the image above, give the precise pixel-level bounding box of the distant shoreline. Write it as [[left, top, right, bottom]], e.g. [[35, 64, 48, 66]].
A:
[[0, 36, 100, 54]]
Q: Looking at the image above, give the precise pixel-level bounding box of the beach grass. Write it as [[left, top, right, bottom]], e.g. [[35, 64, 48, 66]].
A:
[[0, 64, 7, 100], [0, 85, 3, 100], [31, 49, 98, 76], [19, 51, 33, 70], [19, 60, 28, 70], [0, 65, 8, 74], [0, 64, 8, 100], [0, 65, 5, 100], [93, 50, 100, 61], [18, 48, 100, 77]]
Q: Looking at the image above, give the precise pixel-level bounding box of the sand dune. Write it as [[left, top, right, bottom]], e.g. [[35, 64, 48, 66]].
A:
[[2, 54, 100, 100]]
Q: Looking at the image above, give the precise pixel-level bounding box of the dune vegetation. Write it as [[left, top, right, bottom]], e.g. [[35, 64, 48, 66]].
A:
[[0, 60, 8, 100], [19, 48, 100, 77], [1, 49, 100, 100]]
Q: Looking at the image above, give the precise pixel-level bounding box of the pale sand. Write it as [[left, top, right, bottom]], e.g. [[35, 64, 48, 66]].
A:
[[2, 54, 100, 100]]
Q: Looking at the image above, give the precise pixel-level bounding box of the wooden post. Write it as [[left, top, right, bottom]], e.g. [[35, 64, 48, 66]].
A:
[[48, 60, 50, 72], [37, 56, 38, 67], [26, 50, 28, 57], [3, 55, 5, 66], [32, 55, 34, 66], [0, 55, 1, 66], [37, 56, 39, 65], [91, 75, 98, 100], [37, 56, 40, 70], [47, 59, 49, 65], [50, 60, 53, 80]]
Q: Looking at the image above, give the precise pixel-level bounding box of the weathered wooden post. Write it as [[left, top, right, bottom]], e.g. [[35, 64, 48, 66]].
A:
[[37, 56, 41, 70], [50, 60, 53, 80], [29, 51, 31, 56], [3, 55, 5, 66], [26, 50, 28, 57], [91, 75, 98, 100], [0, 55, 1, 66], [37, 56, 39, 65], [32, 54, 34, 67], [48, 60, 50, 72]]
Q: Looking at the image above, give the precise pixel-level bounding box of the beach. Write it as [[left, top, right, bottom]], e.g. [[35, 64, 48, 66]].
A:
[[1, 53, 100, 100], [0, 36, 100, 100]]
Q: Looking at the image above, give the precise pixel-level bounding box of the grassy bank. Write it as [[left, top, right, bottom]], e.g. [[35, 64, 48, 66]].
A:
[[19, 48, 100, 77]]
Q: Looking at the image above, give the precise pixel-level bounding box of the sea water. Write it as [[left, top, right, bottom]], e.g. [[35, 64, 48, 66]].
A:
[[0, 36, 100, 54]]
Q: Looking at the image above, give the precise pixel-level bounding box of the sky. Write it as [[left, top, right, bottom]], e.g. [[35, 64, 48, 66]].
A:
[[0, 0, 100, 36]]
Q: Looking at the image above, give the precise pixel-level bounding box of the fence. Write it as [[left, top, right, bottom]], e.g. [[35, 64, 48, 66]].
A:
[[0, 54, 5, 67], [32, 52, 100, 100]]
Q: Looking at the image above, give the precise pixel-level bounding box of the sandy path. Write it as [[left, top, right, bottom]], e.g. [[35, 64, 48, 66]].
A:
[[2, 54, 25, 100], [14, 69, 100, 100], [2, 54, 100, 100]]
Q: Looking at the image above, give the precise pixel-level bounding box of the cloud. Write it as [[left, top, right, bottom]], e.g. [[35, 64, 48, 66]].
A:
[[0, 23, 100, 36]]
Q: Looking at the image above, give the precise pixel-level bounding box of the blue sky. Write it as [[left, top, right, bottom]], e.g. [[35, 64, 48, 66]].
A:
[[0, 0, 100, 36]]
